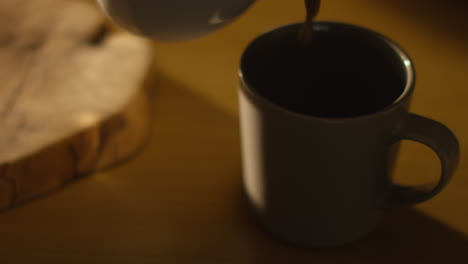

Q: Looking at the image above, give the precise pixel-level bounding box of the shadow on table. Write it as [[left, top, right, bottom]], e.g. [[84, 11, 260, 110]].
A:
[[65, 70, 467, 264], [381, 0, 468, 45], [147, 71, 468, 264], [0, 18, 466, 262], [234, 188, 468, 264]]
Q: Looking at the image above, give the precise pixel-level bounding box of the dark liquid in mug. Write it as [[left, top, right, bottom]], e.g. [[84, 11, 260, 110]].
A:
[[242, 25, 408, 118]]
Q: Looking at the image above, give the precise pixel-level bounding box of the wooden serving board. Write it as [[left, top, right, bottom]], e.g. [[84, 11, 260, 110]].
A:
[[0, 0, 154, 210]]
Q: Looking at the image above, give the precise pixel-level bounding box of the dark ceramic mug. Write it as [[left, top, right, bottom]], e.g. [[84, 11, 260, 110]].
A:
[[238, 22, 460, 247]]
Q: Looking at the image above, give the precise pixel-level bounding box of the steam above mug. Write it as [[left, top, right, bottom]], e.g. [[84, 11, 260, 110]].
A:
[[97, 0, 256, 42]]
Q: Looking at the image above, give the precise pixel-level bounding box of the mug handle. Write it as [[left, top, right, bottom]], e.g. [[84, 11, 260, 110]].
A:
[[388, 113, 460, 206]]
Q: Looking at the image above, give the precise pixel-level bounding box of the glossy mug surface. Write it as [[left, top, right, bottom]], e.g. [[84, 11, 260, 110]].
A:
[[239, 22, 460, 247]]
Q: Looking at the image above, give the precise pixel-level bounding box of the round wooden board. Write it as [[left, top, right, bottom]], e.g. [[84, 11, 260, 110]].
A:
[[0, 0, 154, 210]]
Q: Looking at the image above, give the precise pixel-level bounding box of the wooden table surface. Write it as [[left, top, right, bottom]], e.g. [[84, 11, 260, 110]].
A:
[[1, 0, 467, 263]]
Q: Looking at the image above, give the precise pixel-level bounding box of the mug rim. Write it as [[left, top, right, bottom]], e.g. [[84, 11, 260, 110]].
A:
[[239, 21, 416, 123]]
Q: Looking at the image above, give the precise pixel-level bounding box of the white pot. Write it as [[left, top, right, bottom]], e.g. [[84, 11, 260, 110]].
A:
[[97, 0, 256, 42]]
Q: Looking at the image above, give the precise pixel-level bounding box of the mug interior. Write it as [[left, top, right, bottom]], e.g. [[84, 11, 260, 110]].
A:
[[240, 22, 414, 118]]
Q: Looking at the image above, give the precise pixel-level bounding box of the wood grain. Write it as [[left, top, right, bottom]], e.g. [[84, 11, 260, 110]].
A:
[[0, 0, 154, 209]]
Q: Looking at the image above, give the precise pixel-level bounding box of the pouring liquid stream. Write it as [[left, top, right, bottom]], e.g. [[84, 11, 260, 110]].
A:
[[299, 0, 321, 46]]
